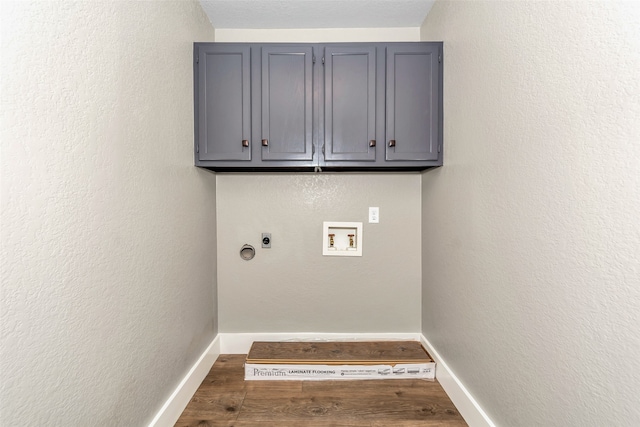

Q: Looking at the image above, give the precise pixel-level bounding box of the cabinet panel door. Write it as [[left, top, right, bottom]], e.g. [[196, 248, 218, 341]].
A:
[[197, 45, 251, 161], [324, 46, 376, 162], [386, 44, 440, 161], [261, 46, 314, 161]]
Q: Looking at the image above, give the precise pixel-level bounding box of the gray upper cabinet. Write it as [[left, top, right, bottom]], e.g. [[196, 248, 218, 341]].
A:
[[323, 45, 377, 163], [194, 42, 443, 171], [260, 46, 314, 163], [386, 44, 441, 162], [195, 44, 251, 162]]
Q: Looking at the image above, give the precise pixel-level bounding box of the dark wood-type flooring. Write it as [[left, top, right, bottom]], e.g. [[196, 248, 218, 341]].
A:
[[175, 354, 467, 427], [246, 341, 432, 364]]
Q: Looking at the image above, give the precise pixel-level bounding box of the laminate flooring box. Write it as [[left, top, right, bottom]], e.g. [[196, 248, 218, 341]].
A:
[[245, 341, 435, 380]]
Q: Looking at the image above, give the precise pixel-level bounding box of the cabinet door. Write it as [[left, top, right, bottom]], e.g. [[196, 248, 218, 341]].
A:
[[261, 46, 314, 162], [196, 45, 251, 161], [386, 44, 440, 161], [324, 46, 377, 162]]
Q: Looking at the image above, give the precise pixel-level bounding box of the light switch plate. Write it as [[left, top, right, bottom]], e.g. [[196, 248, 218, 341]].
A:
[[369, 207, 379, 223]]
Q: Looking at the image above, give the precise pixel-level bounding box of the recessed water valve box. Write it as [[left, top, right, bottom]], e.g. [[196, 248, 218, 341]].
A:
[[322, 222, 363, 257]]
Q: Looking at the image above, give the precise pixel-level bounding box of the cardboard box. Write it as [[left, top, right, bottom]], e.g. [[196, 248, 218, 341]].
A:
[[244, 340, 436, 381], [245, 362, 435, 380]]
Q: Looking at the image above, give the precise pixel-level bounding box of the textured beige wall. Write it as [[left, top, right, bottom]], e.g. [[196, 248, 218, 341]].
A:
[[0, 1, 215, 424], [217, 173, 422, 332], [421, 1, 640, 426]]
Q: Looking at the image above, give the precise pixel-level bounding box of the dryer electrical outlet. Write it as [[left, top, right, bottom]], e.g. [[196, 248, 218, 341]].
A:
[[262, 233, 271, 248]]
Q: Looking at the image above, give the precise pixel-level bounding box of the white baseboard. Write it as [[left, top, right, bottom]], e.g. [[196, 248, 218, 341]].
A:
[[218, 332, 422, 353], [420, 334, 495, 427], [148, 335, 220, 427]]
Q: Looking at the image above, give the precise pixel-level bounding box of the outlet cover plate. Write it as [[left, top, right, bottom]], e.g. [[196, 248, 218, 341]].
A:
[[369, 207, 379, 223]]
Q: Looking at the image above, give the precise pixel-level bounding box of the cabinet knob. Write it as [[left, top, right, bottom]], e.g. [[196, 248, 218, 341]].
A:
[[262, 139, 269, 146], [369, 140, 376, 147], [388, 139, 396, 147], [242, 139, 249, 147]]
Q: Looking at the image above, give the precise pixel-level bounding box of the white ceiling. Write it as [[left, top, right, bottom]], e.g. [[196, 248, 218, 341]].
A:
[[199, 0, 435, 29]]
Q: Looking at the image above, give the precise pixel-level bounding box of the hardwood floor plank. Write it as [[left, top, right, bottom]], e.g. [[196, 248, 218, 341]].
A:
[[175, 351, 466, 427], [238, 396, 461, 422], [302, 379, 446, 398], [175, 420, 238, 427], [247, 341, 431, 364], [231, 421, 372, 427], [177, 391, 245, 420], [371, 421, 468, 427], [302, 378, 435, 390], [177, 419, 465, 427]]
